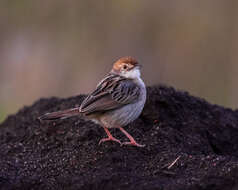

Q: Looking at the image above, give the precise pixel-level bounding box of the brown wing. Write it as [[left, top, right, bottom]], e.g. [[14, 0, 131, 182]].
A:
[[79, 74, 140, 115]]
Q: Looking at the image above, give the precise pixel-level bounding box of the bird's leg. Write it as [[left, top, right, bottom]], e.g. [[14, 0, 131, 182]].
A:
[[99, 127, 122, 145], [119, 127, 145, 147]]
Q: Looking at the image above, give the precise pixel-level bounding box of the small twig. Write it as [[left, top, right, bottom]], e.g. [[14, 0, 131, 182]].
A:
[[167, 156, 181, 169]]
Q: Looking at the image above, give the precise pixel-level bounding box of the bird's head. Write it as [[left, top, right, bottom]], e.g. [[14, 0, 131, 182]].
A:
[[111, 56, 142, 79]]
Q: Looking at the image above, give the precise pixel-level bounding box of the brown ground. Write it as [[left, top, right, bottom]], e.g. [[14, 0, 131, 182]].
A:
[[1, 86, 238, 190]]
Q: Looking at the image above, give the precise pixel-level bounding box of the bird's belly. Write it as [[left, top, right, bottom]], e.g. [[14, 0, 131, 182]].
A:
[[100, 101, 144, 128]]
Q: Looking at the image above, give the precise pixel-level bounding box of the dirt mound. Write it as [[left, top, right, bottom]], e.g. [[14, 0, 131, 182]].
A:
[[1, 85, 238, 190]]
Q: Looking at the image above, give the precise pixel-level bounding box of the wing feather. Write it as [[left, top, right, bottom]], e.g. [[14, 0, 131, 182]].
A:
[[79, 74, 140, 115]]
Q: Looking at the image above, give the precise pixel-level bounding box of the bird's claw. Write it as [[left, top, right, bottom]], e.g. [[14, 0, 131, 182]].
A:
[[98, 137, 122, 145], [121, 141, 145, 147]]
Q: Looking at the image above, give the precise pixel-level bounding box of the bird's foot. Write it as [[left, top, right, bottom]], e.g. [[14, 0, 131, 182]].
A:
[[121, 141, 145, 147], [98, 137, 122, 145]]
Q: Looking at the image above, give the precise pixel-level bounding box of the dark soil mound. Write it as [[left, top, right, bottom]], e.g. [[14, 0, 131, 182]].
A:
[[1, 85, 238, 190]]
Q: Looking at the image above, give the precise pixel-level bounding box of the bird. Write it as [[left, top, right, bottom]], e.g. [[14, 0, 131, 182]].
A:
[[39, 56, 147, 147]]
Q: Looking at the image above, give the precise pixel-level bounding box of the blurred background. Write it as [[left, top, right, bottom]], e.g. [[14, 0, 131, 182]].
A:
[[1, 0, 238, 123]]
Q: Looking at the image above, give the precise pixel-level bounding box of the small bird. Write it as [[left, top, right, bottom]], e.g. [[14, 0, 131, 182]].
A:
[[39, 56, 147, 147]]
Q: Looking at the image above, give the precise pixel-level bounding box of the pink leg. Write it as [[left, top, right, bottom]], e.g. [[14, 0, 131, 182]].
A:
[[119, 127, 145, 147], [99, 127, 121, 145]]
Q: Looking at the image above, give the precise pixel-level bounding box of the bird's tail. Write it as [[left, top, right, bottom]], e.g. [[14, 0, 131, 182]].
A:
[[38, 107, 80, 121]]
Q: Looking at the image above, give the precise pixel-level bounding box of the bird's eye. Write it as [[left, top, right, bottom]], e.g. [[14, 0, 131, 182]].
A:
[[123, 65, 128, 70]]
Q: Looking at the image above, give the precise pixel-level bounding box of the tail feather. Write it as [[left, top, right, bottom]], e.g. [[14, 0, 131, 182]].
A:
[[38, 108, 80, 121]]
